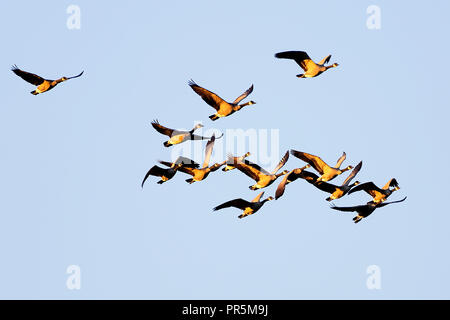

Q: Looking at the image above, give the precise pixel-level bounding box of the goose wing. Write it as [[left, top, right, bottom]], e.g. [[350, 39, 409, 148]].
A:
[[275, 171, 294, 200], [202, 134, 216, 168], [189, 79, 226, 111], [318, 55, 331, 65], [347, 182, 383, 198], [141, 165, 167, 187], [151, 120, 174, 137], [227, 153, 271, 176], [334, 152, 347, 168], [382, 178, 399, 190], [232, 84, 254, 104], [271, 150, 290, 174], [275, 51, 314, 71], [213, 198, 252, 211], [308, 180, 337, 194], [11, 65, 45, 85], [234, 161, 265, 181], [159, 157, 200, 168], [376, 196, 407, 208], [251, 191, 265, 203], [66, 71, 84, 80], [290, 150, 329, 174], [300, 170, 337, 193], [330, 203, 368, 213], [342, 161, 363, 186]]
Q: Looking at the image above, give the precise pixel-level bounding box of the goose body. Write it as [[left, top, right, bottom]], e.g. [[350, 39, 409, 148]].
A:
[[177, 134, 224, 183], [348, 178, 400, 203], [213, 191, 274, 219], [290, 150, 353, 182], [274, 51, 338, 78], [331, 197, 407, 223], [189, 80, 255, 121], [141, 156, 199, 187], [298, 161, 363, 201], [232, 151, 290, 190], [151, 120, 222, 147], [11, 65, 83, 95]]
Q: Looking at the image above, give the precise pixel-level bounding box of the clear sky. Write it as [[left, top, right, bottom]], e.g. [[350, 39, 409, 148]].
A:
[[0, 0, 449, 299]]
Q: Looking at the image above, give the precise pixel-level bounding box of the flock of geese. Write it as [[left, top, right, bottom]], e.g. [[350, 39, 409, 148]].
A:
[[11, 50, 406, 223]]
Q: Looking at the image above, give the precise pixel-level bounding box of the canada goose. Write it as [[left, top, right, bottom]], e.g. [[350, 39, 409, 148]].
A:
[[348, 178, 400, 203], [222, 152, 251, 171], [274, 164, 311, 199], [177, 134, 224, 184], [330, 196, 407, 223], [290, 150, 353, 182], [11, 65, 83, 95], [297, 161, 363, 201], [151, 120, 222, 147], [141, 156, 199, 187], [274, 51, 338, 78], [232, 151, 290, 190], [213, 191, 274, 219], [188, 80, 255, 121]]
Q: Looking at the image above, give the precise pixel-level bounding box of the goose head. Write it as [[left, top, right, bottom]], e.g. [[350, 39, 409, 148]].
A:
[[192, 123, 204, 131], [351, 181, 360, 188]]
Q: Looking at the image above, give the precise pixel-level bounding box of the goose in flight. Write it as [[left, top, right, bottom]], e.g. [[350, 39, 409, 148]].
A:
[[348, 178, 400, 203], [294, 161, 363, 201], [11, 65, 83, 95], [290, 150, 353, 182], [213, 191, 274, 219], [141, 156, 199, 187], [222, 152, 251, 171], [274, 51, 338, 78], [177, 134, 224, 184], [188, 80, 255, 121], [330, 196, 407, 224], [151, 120, 222, 147], [274, 164, 311, 200], [232, 151, 290, 190]]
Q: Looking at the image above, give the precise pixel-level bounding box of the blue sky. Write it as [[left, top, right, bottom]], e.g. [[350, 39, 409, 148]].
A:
[[0, 0, 449, 299]]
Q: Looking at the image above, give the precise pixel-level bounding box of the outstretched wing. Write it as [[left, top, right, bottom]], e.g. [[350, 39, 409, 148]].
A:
[[11, 65, 45, 85], [232, 84, 254, 104], [234, 161, 265, 181], [318, 55, 331, 65], [342, 161, 363, 186], [275, 172, 292, 200], [141, 165, 167, 187], [383, 178, 399, 190], [159, 156, 200, 168], [227, 154, 271, 176], [377, 196, 407, 208], [189, 79, 226, 111], [290, 150, 329, 175], [202, 134, 216, 168], [275, 51, 313, 71], [334, 152, 347, 168], [251, 191, 265, 203], [213, 198, 252, 211], [330, 203, 367, 213], [151, 120, 174, 137], [66, 71, 84, 80], [348, 182, 382, 198], [271, 150, 290, 174]]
